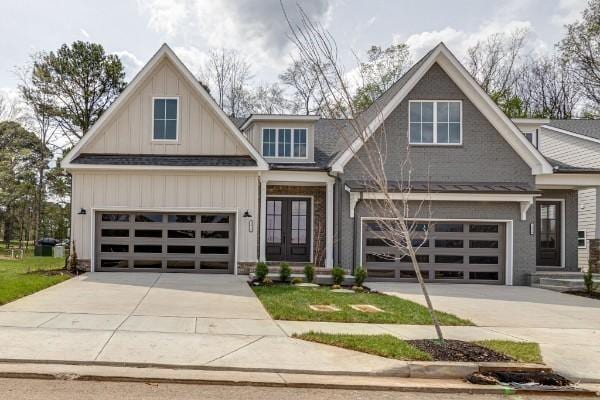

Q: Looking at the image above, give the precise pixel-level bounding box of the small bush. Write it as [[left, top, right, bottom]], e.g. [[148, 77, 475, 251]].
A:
[[331, 284, 341, 290], [291, 277, 303, 285], [263, 277, 273, 286], [331, 266, 345, 286], [354, 266, 367, 287], [304, 263, 315, 282], [584, 262, 597, 294], [255, 262, 269, 281], [352, 285, 365, 292], [280, 263, 292, 283]]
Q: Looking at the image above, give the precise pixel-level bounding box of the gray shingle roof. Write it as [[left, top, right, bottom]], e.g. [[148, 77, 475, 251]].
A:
[[72, 153, 257, 167], [545, 157, 600, 173], [547, 120, 600, 141], [345, 180, 540, 194]]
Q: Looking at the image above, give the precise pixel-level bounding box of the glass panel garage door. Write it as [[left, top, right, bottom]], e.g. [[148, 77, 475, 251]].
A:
[[95, 212, 235, 273], [362, 221, 505, 284]]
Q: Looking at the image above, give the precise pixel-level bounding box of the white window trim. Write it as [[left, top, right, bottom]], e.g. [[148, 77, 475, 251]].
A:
[[408, 100, 463, 146], [151, 96, 180, 143], [578, 230, 587, 249], [260, 127, 309, 159]]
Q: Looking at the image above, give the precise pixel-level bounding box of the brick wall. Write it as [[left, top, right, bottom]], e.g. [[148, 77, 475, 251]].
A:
[[588, 239, 600, 272]]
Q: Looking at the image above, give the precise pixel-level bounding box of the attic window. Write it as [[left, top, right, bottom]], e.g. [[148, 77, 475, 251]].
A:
[[262, 128, 307, 158], [153, 98, 178, 141], [409, 100, 461, 145]]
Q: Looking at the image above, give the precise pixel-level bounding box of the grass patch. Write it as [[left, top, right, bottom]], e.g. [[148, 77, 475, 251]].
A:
[[475, 340, 543, 364], [252, 285, 471, 325], [294, 332, 431, 361], [0, 246, 69, 305]]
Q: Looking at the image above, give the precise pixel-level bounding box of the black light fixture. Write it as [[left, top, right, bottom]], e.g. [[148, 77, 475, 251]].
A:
[[77, 208, 87, 215], [243, 210, 252, 218]]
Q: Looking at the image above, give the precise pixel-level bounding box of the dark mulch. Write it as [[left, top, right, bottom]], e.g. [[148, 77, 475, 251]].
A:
[[467, 371, 572, 387], [408, 339, 513, 362], [565, 290, 600, 300]]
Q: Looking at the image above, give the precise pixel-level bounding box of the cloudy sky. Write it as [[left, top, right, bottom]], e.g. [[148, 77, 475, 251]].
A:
[[0, 0, 589, 95]]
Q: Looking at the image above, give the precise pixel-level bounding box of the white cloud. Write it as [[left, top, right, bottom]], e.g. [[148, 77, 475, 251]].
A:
[[136, 0, 187, 36], [80, 28, 90, 38], [172, 46, 209, 75], [551, 0, 588, 26], [112, 50, 145, 79]]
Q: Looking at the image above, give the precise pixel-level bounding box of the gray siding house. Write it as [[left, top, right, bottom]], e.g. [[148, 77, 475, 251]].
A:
[[62, 43, 598, 286]]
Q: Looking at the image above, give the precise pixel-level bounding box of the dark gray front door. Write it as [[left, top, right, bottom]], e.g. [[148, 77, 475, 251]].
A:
[[265, 198, 311, 262], [95, 212, 235, 273], [536, 201, 562, 267]]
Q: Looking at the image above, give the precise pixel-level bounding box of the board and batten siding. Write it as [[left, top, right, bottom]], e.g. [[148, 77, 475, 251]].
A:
[[71, 171, 259, 264], [84, 59, 247, 156]]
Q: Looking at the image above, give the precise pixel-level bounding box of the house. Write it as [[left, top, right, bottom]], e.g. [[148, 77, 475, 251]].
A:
[[513, 118, 600, 271], [61, 43, 599, 286]]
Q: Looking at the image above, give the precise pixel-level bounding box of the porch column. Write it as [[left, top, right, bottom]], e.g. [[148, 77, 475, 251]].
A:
[[259, 177, 267, 262], [325, 180, 334, 268]]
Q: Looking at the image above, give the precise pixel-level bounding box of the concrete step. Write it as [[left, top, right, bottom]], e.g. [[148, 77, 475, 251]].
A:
[[531, 283, 573, 292], [538, 278, 587, 289], [249, 272, 356, 285], [529, 271, 599, 285]]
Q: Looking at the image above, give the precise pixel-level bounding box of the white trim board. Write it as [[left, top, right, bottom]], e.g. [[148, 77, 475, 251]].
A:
[[330, 43, 553, 175], [359, 216, 514, 286], [240, 114, 320, 131], [61, 44, 268, 171]]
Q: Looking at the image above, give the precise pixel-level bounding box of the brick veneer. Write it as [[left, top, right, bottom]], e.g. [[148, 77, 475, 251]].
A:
[[588, 239, 600, 272]]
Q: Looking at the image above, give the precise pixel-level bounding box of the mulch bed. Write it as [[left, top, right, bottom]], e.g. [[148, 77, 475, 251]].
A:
[[26, 269, 75, 277], [565, 290, 600, 300], [467, 371, 572, 387], [408, 339, 513, 362]]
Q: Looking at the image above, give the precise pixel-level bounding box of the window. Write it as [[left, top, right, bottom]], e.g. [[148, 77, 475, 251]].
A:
[[409, 101, 461, 144], [153, 98, 178, 140], [578, 230, 587, 248], [262, 127, 308, 158]]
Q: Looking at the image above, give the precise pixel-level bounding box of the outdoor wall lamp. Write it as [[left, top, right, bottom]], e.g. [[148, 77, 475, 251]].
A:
[[77, 208, 87, 215], [243, 210, 252, 218]]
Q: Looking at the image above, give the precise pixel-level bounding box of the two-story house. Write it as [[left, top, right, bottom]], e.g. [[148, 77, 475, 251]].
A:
[[61, 43, 597, 286]]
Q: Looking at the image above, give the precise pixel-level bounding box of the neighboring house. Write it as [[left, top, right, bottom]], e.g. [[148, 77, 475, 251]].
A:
[[513, 119, 600, 271], [62, 43, 598, 286]]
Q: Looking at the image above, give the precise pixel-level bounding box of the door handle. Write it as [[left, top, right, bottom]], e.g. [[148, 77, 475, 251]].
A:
[[282, 233, 286, 244]]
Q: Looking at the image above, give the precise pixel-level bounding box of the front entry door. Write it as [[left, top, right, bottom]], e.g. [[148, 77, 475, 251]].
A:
[[536, 201, 562, 267], [265, 198, 311, 262]]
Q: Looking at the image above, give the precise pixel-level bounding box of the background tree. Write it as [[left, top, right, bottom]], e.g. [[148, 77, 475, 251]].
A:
[[280, 59, 325, 114], [352, 44, 412, 112], [560, 0, 600, 114], [31, 41, 126, 144], [248, 82, 291, 114]]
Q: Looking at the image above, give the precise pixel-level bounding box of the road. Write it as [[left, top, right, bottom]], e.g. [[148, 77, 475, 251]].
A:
[[0, 378, 589, 400]]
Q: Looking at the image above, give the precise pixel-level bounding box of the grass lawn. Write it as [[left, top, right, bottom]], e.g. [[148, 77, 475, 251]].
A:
[[252, 285, 472, 325], [475, 340, 543, 364], [0, 246, 70, 305], [294, 332, 432, 361]]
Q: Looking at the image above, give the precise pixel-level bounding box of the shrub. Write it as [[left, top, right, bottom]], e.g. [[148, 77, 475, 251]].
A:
[[291, 277, 303, 285], [584, 262, 597, 294], [331, 284, 341, 290], [263, 277, 273, 286], [354, 266, 367, 287], [255, 262, 269, 281], [331, 266, 345, 286], [304, 263, 315, 282], [280, 263, 292, 283]]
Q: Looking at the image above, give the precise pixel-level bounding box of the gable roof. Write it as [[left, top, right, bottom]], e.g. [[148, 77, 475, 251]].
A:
[[543, 120, 600, 143], [61, 44, 268, 170], [329, 43, 553, 175]]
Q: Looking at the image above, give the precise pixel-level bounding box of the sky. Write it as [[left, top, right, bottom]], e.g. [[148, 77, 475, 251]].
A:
[[0, 0, 590, 98]]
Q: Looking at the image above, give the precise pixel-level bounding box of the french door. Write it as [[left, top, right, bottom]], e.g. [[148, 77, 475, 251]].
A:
[[265, 197, 311, 262]]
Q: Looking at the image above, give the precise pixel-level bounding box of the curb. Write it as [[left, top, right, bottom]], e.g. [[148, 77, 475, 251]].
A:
[[1, 362, 595, 396], [0, 358, 551, 380]]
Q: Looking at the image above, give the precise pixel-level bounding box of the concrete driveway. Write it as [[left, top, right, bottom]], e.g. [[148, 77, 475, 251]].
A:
[[369, 282, 600, 381]]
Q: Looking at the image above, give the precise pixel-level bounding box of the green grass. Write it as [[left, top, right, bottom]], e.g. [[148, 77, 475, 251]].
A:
[[252, 285, 472, 325], [475, 340, 543, 364], [0, 245, 70, 305], [294, 332, 432, 361]]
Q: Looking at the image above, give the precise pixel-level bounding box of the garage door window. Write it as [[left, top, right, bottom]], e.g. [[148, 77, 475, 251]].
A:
[[136, 214, 163, 223], [167, 245, 195, 254], [135, 229, 162, 238], [435, 239, 463, 248], [469, 256, 499, 264], [435, 255, 464, 263], [435, 223, 463, 232], [168, 215, 196, 223], [102, 214, 129, 222], [101, 244, 128, 253], [469, 224, 499, 233], [168, 230, 195, 238], [201, 215, 229, 223], [469, 240, 498, 248], [101, 229, 129, 237], [134, 245, 162, 253]]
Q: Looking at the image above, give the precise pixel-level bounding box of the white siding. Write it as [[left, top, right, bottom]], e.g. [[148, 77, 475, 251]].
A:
[[579, 187, 598, 269], [84, 59, 247, 156], [538, 127, 600, 168], [71, 171, 259, 264]]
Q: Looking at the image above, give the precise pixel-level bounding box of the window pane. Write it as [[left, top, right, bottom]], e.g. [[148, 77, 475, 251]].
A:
[[469, 224, 498, 233], [435, 239, 463, 248], [449, 123, 460, 143], [167, 245, 195, 254], [410, 102, 421, 122], [153, 120, 165, 139], [135, 229, 162, 238], [153, 99, 165, 119], [469, 256, 499, 264], [201, 246, 228, 254], [201, 215, 229, 223], [437, 102, 449, 122], [422, 123, 434, 143], [449, 102, 460, 122], [165, 99, 178, 119], [435, 255, 464, 263], [469, 240, 498, 248], [293, 128, 307, 157], [436, 223, 464, 232], [278, 129, 291, 157], [102, 214, 129, 222], [165, 120, 177, 140], [437, 122, 449, 143], [410, 123, 421, 143], [101, 229, 129, 237], [469, 271, 499, 280], [262, 129, 276, 157], [101, 259, 128, 268], [134, 245, 162, 253], [101, 244, 129, 253], [168, 215, 196, 223], [135, 214, 162, 223], [168, 230, 195, 238], [422, 102, 434, 122], [201, 231, 229, 239], [435, 271, 463, 279], [134, 260, 162, 268]]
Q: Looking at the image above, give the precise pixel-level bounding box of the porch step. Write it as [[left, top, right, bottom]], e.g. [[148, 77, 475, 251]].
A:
[[531, 283, 574, 292], [529, 271, 599, 285], [532, 276, 600, 292], [249, 272, 356, 286]]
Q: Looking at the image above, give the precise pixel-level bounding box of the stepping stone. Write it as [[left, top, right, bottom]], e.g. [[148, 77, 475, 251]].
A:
[[309, 305, 341, 312], [350, 304, 383, 313], [295, 283, 319, 287], [331, 288, 354, 293]]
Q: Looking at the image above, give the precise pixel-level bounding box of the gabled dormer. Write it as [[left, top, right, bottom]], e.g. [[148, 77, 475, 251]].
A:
[[239, 115, 320, 164]]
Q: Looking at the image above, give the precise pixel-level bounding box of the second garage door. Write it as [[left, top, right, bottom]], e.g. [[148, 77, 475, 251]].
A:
[[95, 211, 235, 273], [362, 220, 506, 284]]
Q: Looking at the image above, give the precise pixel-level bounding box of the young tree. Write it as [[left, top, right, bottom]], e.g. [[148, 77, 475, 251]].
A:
[[352, 44, 412, 112], [30, 41, 126, 143], [560, 0, 600, 112], [282, 5, 444, 341]]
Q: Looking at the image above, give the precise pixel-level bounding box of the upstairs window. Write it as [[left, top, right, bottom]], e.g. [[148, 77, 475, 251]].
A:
[[153, 98, 178, 140], [409, 100, 461, 145], [262, 128, 308, 158]]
